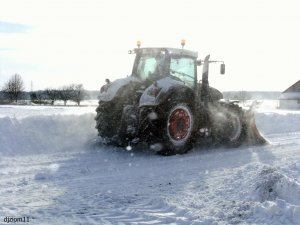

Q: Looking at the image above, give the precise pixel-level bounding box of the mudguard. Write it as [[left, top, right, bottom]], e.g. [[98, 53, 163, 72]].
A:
[[99, 76, 139, 102], [139, 77, 194, 107]]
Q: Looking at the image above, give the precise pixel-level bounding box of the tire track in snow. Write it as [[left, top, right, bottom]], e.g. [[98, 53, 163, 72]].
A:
[[32, 190, 195, 224], [15, 149, 197, 225]]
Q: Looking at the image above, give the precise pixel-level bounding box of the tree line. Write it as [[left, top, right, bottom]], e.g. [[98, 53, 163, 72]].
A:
[[0, 73, 89, 106]]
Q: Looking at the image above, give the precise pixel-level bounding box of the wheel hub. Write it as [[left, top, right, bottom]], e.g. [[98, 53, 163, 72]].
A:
[[168, 108, 191, 141]]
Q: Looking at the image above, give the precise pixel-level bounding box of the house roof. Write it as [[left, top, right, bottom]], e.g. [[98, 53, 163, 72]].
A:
[[279, 92, 300, 100], [283, 80, 300, 93], [279, 80, 300, 100]]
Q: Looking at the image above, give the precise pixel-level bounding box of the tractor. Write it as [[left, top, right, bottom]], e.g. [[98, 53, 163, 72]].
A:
[[95, 41, 266, 155]]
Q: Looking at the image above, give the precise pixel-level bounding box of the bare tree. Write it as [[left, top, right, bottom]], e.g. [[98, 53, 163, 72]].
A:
[[58, 85, 75, 106], [45, 88, 59, 105], [71, 84, 86, 106], [2, 74, 25, 103]]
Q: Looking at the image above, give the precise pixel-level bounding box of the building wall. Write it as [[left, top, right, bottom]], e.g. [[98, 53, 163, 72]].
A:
[[279, 99, 300, 109]]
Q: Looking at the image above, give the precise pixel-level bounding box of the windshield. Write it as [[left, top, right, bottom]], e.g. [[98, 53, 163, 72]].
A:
[[135, 54, 165, 81], [170, 57, 195, 88], [133, 51, 196, 88]]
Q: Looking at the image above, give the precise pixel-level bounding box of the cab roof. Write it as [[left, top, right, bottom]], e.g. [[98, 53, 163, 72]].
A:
[[134, 47, 198, 58]]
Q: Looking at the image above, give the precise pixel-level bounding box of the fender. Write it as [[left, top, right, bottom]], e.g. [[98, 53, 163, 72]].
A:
[[139, 77, 194, 107], [99, 76, 139, 102]]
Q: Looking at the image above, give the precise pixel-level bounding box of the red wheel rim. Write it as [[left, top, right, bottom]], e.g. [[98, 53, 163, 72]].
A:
[[168, 108, 191, 141]]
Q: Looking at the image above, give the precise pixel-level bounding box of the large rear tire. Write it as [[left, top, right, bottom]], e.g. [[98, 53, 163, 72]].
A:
[[118, 105, 139, 147], [95, 100, 123, 144], [158, 103, 194, 155]]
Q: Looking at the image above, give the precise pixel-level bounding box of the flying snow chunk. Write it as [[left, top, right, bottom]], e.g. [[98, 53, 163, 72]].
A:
[[126, 146, 132, 151], [150, 143, 163, 152]]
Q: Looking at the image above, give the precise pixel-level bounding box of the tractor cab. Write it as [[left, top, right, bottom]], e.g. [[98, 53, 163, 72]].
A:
[[130, 47, 198, 89]]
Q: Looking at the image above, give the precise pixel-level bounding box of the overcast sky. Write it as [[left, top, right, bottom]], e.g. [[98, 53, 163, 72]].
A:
[[0, 0, 299, 91]]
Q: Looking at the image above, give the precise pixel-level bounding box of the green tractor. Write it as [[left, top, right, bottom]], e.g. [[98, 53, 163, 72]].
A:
[[95, 42, 266, 155]]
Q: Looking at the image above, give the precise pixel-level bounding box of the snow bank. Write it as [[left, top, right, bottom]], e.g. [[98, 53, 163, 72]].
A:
[[252, 167, 300, 205], [0, 105, 96, 119], [0, 113, 97, 156], [232, 163, 300, 224], [255, 112, 300, 135], [253, 100, 300, 135], [251, 166, 300, 224]]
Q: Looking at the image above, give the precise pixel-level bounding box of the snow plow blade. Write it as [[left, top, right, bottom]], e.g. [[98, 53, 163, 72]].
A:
[[244, 111, 268, 145]]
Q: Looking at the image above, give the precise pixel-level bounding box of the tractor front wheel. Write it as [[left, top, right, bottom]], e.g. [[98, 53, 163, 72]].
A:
[[211, 104, 245, 147]]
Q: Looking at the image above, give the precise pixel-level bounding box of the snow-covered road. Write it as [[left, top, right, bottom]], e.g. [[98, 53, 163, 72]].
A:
[[0, 102, 299, 225]]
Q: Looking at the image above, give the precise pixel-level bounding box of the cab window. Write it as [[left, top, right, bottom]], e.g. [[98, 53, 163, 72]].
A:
[[170, 57, 195, 88], [136, 56, 158, 80]]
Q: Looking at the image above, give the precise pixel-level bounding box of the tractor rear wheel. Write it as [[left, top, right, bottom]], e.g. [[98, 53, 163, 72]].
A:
[[95, 100, 123, 144], [158, 103, 194, 155], [118, 105, 139, 147]]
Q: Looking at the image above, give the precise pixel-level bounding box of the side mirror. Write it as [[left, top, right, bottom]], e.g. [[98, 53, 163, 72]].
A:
[[220, 63, 225, 75]]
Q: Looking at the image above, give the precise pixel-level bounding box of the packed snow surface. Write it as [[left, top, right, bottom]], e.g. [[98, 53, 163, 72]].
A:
[[0, 100, 300, 225]]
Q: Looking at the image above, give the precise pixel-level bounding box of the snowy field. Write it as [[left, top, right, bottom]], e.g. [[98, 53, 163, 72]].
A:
[[0, 100, 300, 225]]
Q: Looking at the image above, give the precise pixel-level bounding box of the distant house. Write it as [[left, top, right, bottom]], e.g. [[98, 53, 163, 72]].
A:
[[279, 80, 300, 109]]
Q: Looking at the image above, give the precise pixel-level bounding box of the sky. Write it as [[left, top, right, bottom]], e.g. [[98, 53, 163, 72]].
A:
[[0, 0, 299, 92]]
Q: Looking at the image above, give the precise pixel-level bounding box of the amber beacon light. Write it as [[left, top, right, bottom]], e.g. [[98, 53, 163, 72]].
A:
[[181, 39, 186, 48]]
